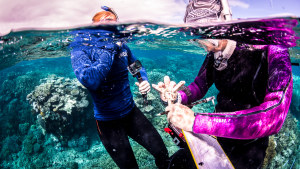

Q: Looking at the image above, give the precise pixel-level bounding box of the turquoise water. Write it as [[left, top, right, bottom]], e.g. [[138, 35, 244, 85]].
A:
[[0, 18, 299, 168]]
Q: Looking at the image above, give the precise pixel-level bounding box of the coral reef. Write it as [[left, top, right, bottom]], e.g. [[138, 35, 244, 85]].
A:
[[26, 75, 93, 141], [0, 71, 46, 139], [0, 123, 177, 169], [263, 113, 300, 169], [0, 67, 180, 169], [291, 75, 300, 119], [1, 60, 299, 169]]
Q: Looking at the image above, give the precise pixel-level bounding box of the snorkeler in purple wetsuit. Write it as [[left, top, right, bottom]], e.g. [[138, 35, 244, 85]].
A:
[[152, 0, 293, 168], [71, 7, 169, 169]]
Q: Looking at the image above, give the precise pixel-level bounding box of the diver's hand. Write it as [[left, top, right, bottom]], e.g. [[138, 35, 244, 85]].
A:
[[135, 81, 151, 94], [152, 76, 185, 103], [166, 102, 195, 132]]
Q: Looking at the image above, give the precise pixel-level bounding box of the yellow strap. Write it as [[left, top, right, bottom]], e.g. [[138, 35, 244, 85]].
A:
[[182, 130, 199, 169]]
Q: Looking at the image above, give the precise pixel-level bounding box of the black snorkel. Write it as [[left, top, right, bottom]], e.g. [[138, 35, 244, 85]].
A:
[[101, 6, 119, 21], [128, 60, 148, 106]]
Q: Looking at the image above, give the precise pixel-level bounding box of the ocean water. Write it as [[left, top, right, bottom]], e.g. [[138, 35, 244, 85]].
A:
[[0, 18, 299, 169]]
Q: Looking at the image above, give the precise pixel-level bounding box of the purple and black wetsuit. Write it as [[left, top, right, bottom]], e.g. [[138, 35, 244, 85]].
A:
[[179, 44, 292, 168]]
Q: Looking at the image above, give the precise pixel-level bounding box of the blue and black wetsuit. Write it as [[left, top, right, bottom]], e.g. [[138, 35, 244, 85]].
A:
[[70, 28, 169, 169]]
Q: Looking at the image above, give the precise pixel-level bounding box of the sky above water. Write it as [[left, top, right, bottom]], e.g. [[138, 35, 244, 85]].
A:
[[0, 0, 299, 35]]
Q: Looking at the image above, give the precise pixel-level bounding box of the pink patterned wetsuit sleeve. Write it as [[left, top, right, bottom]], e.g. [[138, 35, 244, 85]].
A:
[[178, 54, 214, 105], [182, 45, 293, 139]]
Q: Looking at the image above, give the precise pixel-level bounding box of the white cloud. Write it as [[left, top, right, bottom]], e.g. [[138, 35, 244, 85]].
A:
[[269, 12, 297, 17], [100, 0, 186, 23], [0, 0, 187, 35], [229, 0, 250, 9]]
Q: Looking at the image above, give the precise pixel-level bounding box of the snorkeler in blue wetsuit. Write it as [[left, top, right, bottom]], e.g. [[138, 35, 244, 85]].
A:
[[70, 7, 169, 169]]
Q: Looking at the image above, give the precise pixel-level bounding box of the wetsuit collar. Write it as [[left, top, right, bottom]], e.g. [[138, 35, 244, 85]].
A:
[[214, 40, 237, 71]]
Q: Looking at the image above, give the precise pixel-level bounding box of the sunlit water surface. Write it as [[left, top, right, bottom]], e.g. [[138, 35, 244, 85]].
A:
[[0, 18, 299, 168]]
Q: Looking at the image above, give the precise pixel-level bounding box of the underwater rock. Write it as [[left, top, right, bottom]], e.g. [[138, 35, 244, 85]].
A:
[[26, 75, 92, 141], [20, 125, 45, 155], [0, 135, 20, 160], [134, 91, 165, 119], [67, 135, 89, 152], [33, 143, 41, 153], [66, 162, 79, 169], [18, 123, 30, 135], [7, 98, 18, 113], [22, 137, 34, 154]]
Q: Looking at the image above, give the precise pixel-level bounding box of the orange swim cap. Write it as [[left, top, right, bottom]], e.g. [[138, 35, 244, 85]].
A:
[[92, 11, 117, 23]]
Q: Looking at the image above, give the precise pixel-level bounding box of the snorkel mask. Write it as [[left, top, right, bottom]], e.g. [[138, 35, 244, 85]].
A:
[[101, 6, 119, 21]]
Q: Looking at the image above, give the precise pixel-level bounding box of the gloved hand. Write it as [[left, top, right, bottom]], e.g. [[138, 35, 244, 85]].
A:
[[166, 101, 195, 132], [152, 76, 185, 103], [135, 81, 151, 94]]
